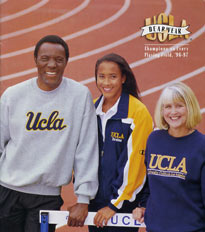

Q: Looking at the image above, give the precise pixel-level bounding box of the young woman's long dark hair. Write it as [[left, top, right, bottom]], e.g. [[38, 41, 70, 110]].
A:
[[95, 53, 140, 100]]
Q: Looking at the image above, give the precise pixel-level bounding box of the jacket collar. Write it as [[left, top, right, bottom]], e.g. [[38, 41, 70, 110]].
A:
[[95, 92, 129, 119]]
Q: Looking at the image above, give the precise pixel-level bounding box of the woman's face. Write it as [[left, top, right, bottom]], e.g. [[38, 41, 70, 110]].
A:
[[162, 100, 188, 136], [96, 61, 126, 102]]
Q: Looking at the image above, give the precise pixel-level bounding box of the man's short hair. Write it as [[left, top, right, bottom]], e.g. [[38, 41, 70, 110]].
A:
[[34, 35, 69, 61]]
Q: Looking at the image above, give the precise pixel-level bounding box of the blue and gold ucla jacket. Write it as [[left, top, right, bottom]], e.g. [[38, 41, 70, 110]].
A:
[[91, 92, 153, 212]]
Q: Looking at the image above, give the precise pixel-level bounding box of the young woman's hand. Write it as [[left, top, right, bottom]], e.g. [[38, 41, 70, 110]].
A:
[[132, 207, 145, 223], [94, 206, 116, 227]]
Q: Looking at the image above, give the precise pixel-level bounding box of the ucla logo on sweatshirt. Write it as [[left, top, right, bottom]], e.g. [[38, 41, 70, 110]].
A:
[[148, 154, 187, 180], [26, 111, 67, 131]]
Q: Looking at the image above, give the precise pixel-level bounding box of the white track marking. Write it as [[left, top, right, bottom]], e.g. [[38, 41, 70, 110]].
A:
[[140, 66, 205, 97], [0, 0, 90, 39], [0, 0, 172, 60], [201, 108, 205, 114], [0, 0, 130, 58], [0, 0, 8, 4], [63, 0, 130, 41], [80, 66, 205, 86], [0, 26, 204, 82], [0, 0, 170, 71], [0, 0, 49, 23]]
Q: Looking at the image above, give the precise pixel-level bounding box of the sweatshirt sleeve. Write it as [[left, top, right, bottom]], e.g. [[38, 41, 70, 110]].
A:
[[201, 162, 205, 208], [135, 178, 150, 208], [73, 89, 99, 204], [0, 90, 11, 159], [109, 98, 153, 211]]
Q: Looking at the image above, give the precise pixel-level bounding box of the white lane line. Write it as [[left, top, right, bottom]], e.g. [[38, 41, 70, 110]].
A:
[[201, 108, 205, 114], [0, 0, 170, 72], [0, 0, 130, 58], [76, 24, 205, 84], [80, 67, 205, 116], [63, 0, 130, 41], [80, 66, 205, 90], [64, 0, 172, 61], [0, 68, 38, 81], [75, 24, 204, 82], [66, 0, 172, 61], [0, 22, 204, 82], [0, 25, 204, 82], [0, 0, 49, 23], [0, 0, 8, 4], [140, 66, 205, 96], [0, 0, 90, 39], [69, 31, 141, 62]]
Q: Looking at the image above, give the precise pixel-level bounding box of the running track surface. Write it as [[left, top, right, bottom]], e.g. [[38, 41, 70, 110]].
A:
[[0, 1, 205, 231]]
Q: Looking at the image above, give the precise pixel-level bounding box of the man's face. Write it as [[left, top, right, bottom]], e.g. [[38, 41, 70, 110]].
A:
[[35, 42, 67, 91]]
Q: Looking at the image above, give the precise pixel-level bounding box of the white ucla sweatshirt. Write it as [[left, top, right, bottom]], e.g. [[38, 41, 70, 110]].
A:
[[0, 77, 99, 204]]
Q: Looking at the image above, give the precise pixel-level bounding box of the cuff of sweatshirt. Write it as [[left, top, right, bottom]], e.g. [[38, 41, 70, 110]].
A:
[[138, 201, 147, 208], [77, 195, 90, 204], [108, 202, 118, 212]]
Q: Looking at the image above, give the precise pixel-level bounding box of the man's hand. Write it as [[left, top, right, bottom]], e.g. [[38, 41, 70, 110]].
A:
[[94, 206, 116, 228], [67, 203, 88, 227]]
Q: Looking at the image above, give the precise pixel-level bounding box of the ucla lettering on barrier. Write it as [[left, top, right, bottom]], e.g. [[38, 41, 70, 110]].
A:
[[39, 210, 146, 228]]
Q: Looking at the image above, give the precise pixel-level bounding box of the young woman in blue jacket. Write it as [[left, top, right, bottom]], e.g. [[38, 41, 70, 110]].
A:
[[89, 53, 153, 232], [133, 82, 205, 232]]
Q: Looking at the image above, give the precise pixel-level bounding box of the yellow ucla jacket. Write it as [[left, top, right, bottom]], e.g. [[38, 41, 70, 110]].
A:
[[91, 92, 153, 212]]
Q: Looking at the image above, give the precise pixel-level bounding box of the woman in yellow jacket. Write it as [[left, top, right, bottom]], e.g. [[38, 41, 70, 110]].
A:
[[89, 53, 153, 232]]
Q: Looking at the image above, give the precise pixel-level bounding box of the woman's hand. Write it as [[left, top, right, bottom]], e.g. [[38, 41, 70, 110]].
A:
[[132, 207, 145, 223], [94, 206, 116, 228]]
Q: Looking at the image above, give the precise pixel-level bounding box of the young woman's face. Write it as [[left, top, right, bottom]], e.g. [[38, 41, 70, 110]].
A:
[[162, 100, 188, 134], [96, 61, 126, 102]]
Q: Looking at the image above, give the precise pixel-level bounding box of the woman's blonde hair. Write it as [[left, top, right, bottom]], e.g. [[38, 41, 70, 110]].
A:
[[154, 82, 202, 130]]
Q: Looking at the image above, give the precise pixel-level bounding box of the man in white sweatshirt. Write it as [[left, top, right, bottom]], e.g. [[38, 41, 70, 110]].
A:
[[0, 35, 99, 232]]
